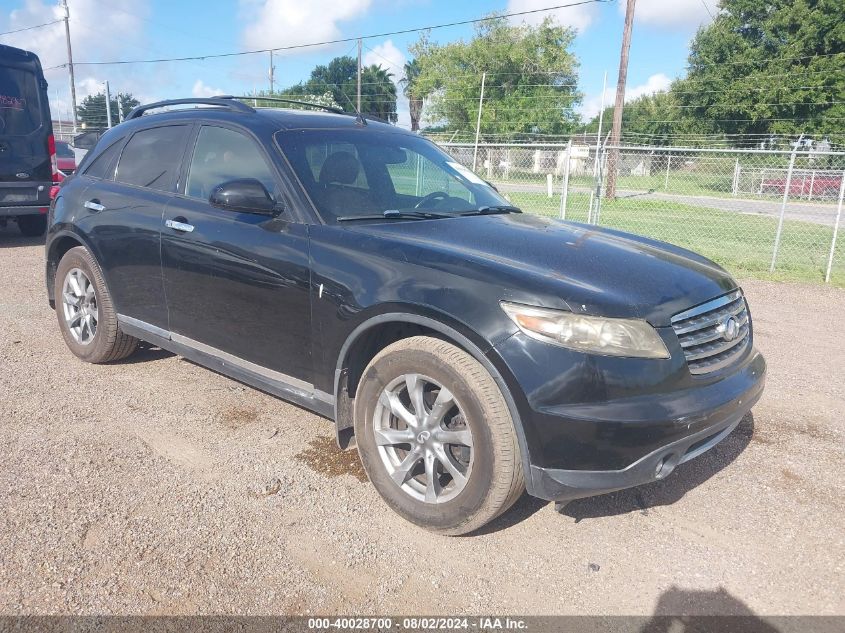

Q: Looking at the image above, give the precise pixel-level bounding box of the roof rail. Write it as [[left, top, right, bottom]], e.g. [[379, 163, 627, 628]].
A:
[[230, 96, 345, 115], [126, 96, 255, 120]]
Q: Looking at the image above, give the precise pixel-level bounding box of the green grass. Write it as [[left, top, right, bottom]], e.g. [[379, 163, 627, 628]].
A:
[[506, 191, 845, 286]]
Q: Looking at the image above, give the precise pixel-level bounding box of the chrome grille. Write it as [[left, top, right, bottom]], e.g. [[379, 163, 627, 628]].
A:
[[671, 290, 750, 375]]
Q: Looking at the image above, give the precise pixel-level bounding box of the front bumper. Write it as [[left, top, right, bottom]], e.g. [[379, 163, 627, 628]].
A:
[[529, 396, 758, 502], [492, 330, 766, 502]]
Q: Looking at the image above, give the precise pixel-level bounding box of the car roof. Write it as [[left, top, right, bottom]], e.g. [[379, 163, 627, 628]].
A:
[[114, 105, 407, 135]]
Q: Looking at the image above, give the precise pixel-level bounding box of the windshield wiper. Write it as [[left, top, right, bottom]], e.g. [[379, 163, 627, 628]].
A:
[[337, 209, 452, 222], [459, 205, 522, 216]]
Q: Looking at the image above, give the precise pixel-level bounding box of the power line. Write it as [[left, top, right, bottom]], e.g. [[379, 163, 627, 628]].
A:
[[0, 18, 62, 37], [698, 0, 715, 20], [62, 0, 610, 67]]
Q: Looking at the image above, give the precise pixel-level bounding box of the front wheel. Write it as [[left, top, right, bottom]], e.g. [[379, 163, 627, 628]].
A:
[[354, 336, 524, 535]]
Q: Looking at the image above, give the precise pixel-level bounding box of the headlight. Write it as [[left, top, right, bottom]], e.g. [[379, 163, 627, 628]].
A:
[[501, 302, 670, 359]]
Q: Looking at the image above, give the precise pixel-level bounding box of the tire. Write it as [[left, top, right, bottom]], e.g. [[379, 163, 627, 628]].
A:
[[354, 336, 524, 535], [54, 246, 138, 363], [17, 214, 47, 237]]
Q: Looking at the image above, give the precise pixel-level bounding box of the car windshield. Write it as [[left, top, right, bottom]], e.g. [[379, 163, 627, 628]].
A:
[[56, 141, 75, 157], [274, 128, 511, 222]]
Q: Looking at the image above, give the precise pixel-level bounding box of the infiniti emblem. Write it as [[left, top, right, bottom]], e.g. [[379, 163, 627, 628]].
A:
[[719, 316, 739, 342], [416, 430, 431, 444]]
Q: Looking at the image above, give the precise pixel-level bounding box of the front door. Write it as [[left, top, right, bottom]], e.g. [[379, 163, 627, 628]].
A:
[[161, 124, 313, 385]]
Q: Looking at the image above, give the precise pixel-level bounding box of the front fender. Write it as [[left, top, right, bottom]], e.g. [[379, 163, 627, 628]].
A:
[[331, 310, 535, 495]]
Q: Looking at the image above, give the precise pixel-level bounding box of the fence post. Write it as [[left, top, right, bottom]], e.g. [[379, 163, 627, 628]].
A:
[[664, 153, 671, 190], [559, 140, 572, 220], [824, 172, 845, 283], [770, 140, 802, 272], [596, 146, 609, 224], [732, 158, 740, 196], [808, 171, 815, 200]]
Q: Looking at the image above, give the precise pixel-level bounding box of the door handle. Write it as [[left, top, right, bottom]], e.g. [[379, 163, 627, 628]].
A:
[[84, 199, 105, 212], [165, 218, 195, 233]]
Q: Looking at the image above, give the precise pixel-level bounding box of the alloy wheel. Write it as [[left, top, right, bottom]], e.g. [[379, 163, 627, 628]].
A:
[[372, 373, 473, 504], [62, 268, 98, 345]]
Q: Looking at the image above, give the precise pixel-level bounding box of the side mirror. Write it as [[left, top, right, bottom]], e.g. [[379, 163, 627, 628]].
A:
[[209, 178, 280, 216]]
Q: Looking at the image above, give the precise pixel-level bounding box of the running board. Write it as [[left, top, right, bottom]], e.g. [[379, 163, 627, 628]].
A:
[[117, 314, 335, 419]]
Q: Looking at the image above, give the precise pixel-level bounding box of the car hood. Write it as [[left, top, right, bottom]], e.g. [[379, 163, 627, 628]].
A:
[[347, 213, 737, 326]]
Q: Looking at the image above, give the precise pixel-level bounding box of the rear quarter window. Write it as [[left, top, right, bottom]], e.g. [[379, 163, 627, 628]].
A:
[[83, 138, 125, 180], [0, 67, 41, 135]]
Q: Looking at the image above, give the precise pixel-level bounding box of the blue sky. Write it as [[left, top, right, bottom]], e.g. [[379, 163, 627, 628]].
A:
[[2, 0, 715, 127]]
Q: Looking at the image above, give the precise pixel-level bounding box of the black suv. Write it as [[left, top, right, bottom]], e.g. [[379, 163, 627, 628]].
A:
[[46, 97, 765, 534]]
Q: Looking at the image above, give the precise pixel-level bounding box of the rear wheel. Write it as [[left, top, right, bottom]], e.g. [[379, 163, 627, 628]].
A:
[[354, 336, 524, 535], [17, 214, 47, 237], [54, 246, 138, 363]]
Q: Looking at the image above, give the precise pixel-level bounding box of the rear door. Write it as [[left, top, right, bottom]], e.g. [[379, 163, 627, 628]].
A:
[[82, 123, 192, 331], [0, 53, 52, 213], [162, 123, 313, 384]]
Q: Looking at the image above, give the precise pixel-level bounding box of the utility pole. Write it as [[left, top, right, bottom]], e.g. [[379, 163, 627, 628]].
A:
[[605, 0, 636, 199], [61, 0, 78, 132], [269, 50, 275, 94], [356, 38, 363, 113], [472, 72, 486, 172], [104, 80, 112, 129]]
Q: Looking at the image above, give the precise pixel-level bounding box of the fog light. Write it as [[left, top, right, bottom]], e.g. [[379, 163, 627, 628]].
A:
[[655, 454, 676, 479]]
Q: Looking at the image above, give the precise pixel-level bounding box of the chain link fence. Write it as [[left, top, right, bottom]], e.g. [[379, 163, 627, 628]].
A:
[[438, 142, 845, 285]]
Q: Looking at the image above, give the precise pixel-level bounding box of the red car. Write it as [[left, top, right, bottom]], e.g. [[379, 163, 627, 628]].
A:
[[55, 140, 77, 174], [762, 173, 843, 198]]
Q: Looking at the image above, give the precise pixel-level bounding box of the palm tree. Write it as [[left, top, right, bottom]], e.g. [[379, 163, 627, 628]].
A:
[[400, 59, 424, 132], [362, 64, 398, 123]]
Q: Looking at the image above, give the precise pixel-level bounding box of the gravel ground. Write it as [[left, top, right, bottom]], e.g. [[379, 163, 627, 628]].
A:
[[1, 224, 843, 617]]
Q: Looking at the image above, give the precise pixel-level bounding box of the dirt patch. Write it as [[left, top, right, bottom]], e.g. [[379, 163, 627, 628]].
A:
[[295, 436, 368, 483], [218, 407, 259, 428]]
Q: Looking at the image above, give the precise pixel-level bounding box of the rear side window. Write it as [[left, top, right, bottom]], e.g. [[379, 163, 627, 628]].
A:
[[84, 138, 124, 180], [0, 67, 41, 135], [115, 125, 190, 191]]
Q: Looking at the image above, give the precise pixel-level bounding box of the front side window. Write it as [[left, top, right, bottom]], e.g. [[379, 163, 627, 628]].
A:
[[186, 126, 277, 200], [275, 129, 508, 222], [115, 125, 189, 191]]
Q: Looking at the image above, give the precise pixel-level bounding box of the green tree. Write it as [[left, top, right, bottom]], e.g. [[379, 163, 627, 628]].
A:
[[77, 92, 140, 129], [673, 0, 845, 143], [583, 91, 691, 146], [400, 59, 424, 132], [283, 56, 398, 122], [248, 90, 341, 111], [410, 17, 581, 138]]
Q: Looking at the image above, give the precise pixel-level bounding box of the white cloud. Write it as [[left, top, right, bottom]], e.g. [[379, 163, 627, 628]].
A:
[[2, 0, 150, 74], [1, 0, 170, 116], [192, 79, 226, 98], [579, 72, 672, 119], [506, 0, 598, 32], [627, 0, 715, 29], [363, 40, 406, 76], [240, 0, 372, 53]]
